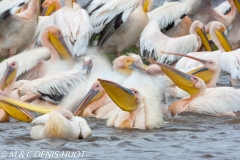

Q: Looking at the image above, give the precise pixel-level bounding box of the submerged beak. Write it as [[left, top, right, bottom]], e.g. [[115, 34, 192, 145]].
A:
[[0, 66, 17, 91], [48, 32, 74, 63], [98, 78, 138, 112], [73, 89, 99, 116], [187, 67, 212, 82], [148, 59, 199, 96], [41, 4, 56, 16], [82, 64, 93, 79], [234, 0, 240, 13], [196, 27, 212, 51], [0, 97, 60, 114], [129, 62, 147, 74], [215, 28, 232, 52]]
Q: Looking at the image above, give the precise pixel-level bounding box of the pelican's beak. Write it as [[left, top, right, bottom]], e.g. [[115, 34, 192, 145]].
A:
[[0, 66, 17, 91], [148, 59, 199, 96], [83, 64, 93, 79], [41, 4, 56, 16], [98, 79, 138, 112], [129, 62, 146, 74], [187, 67, 212, 82], [0, 96, 60, 114], [143, 0, 150, 12], [48, 32, 74, 63], [0, 101, 34, 122], [73, 89, 100, 116], [196, 27, 212, 51], [215, 27, 232, 52], [234, 0, 240, 13]]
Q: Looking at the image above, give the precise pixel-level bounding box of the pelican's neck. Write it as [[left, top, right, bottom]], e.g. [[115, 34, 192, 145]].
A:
[[64, 0, 73, 8], [22, 0, 39, 18], [209, 26, 226, 51], [205, 68, 221, 88], [189, 24, 202, 50], [227, 0, 237, 16], [41, 33, 61, 62], [54, 0, 62, 11]]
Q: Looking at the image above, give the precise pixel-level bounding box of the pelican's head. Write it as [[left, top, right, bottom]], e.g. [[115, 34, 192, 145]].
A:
[[42, 25, 74, 63], [191, 20, 212, 51], [113, 55, 146, 76], [98, 79, 141, 112], [73, 81, 105, 116], [41, 0, 62, 16], [0, 60, 18, 91], [82, 57, 93, 79]]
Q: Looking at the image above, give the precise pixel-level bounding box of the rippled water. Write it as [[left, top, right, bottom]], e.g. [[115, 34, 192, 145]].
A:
[[1, 0, 239, 159]]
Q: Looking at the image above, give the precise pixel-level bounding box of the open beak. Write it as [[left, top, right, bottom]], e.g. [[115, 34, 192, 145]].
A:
[[82, 64, 93, 79], [215, 28, 232, 52], [0, 96, 60, 114], [48, 32, 74, 63], [129, 62, 147, 74], [148, 59, 199, 96], [0, 66, 17, 91], [73, 89, 99, 116], [196, 27, 212, 51], [41, 4, 56, 16], [187, 67, 212, 82], [234, 0, 240, 13], [98, 78, 138, 112]]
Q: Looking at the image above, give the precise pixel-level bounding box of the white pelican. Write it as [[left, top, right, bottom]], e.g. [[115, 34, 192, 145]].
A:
[[98, 78, 166, 130], [140, 20, 211, 65], [0, 0, 39, 58], [153, 61, 240, 117], [185, 0, 240, 29], [0, 97, 92, 139], [147, 1, 193, 37], [33, 0, 93, 57], [41, 0, 62, 16], [86, 0, 152, 57], [17, 25, 73, 80]]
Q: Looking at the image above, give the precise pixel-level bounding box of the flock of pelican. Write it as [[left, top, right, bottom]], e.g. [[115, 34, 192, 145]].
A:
[[0, 0, 240, 140]]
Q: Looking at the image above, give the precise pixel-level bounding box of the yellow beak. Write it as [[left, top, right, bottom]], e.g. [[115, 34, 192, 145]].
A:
[[196, 27, 212, 51], [98, 79, 138, 112], [48, 32, 74, 63], [187, 67, 212, 82], [148, 59, 199, 96], [129, 62, 147, 74], [215, 29, 232, 52], [234, 0, 240, 13], [0, 97, 60, 114], [143, 0, 150, 12], [73, 89, 100, 116], [42, 3, 56, 16], [0, 66, 17, 91], [0, 101, 33, 122]]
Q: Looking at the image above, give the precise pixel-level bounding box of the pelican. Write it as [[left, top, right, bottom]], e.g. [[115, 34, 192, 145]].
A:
[[41, 0, 62, 16], [0, 97, 92, 139], [153, 61, 240, 117], [33, 0, 93, 57], [16, 25, 74, 80], [98, 78, 166, 130], [185, 0, 240, 29], [86, 0, 152, 57], [0, 0, 39, 58], [147, 1, 193, 37], [140, 20, 211, 65], [0, 61, 34, 122]]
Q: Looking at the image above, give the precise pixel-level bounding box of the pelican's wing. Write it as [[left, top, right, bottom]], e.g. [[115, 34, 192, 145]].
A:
[[21, 69, 86, 104], [147, 2, 191, 32], [214, 1, 230, 15], [0, 0, 30, 22], [0, 47, 51, 78], [89, 0, 139, 33], [159, 34, 198, 64], [189, 87, 240, 116], [140, 20, 170, 60], [72, 8, 93, 56], [85, 0, 108, 14]]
